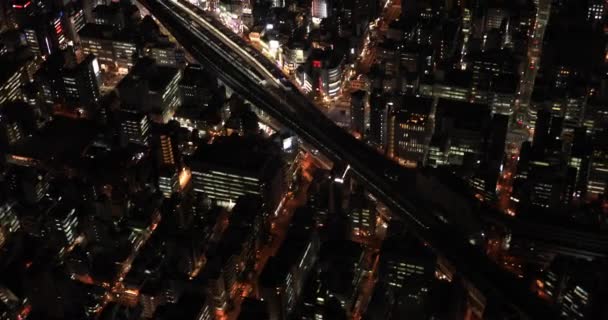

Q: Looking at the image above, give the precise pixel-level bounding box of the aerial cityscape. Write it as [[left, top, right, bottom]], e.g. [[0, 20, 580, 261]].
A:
[[0, 0, 607, 319]]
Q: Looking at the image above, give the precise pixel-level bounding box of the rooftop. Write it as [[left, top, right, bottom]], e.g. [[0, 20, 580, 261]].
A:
[[8, 116, 98, 167], [78, 23, 138, 43], [117, 57, 180, 94], [189, 135, 283, 179]]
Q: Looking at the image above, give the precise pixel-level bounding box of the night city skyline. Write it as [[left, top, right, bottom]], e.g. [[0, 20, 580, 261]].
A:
[[0, 0, 607, 319]]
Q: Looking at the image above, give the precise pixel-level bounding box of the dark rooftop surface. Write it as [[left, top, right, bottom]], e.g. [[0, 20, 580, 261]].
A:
[[189, 135, 283, 178], [8, 116, 98, 167], [0, 47, 33, 84], [436, 99, 491, 132], [117, 57, 180, 94], [78, 23, 137, 43]]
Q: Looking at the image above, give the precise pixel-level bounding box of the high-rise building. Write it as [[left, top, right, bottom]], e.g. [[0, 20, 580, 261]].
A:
[[433, 99, 492, 166], [587, 131, 608, 198], [16, 2, 72, 56], [190, 136, 285, 210], [118, 109, 150, 146], [346, 0, 379, 33], [159, 134, 176, 166], [532, 109, 563, 157], [117, 57, 182, 122], [485, 8, 507, 31], [0, 117, 23, 148], [348, 191, 375, 238], [260, 210, 319, 320], [49, 204, 79, 246], [569, 128, 592, 199], [0, 49, 33, 105], [296, 50, 343, 98], [535, 257, 608, 320], [36, 52, 101, 115], [271, 0, 285, 8], [350, 90, 366, 137], [79, 23, 138, 71], [0, 202, 21, 236], [387, 95, 434, 166], [178, 64, 217, 107], [145, 43, 185, 68], [158, 166, 179, 198], [63, 55, 101, 112], [469, 49, 518, 100], [368, 89, 388, 149], [311, 0, 330, 22], [0, 286, 22, 320], [11, 0, 36, 28], [587, 0, 605, 21], [67, 5, 86, 43], [379, 235, 435, 291]]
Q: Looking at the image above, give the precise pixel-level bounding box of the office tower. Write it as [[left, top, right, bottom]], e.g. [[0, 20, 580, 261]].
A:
[[145, 43, 185, 68], [379, 236, 435, 292], [66, 4, 86, 43], [158, 166, 179, 198], [190, 135, 286, 210], [348, 191, 375, 237], [535, 257, 608, 320], [587, 131, 608, 198], [16, 3, 71, 56], [79, 23, 138, 70], [201, 197, 261, 312], [486, 114, 508, 164], [0, 117, 23, 148], [179, 64, 217, 107], [282, 41, 310, 73], [117, 57, 182, 122], [50, 12, 68, 50], [569, 128, 591, 198], [433, 99, 492, 166], [92, 2, 130, 29], [118, 109, 150, 146], [348, 0, 379, 30], [563, 96, 585, 134], [421, 69, 471, 102], [19, 168, 50, 205], [530, 162, 569, 209], [316, 240, 365, 310], [11, 0, 36, 28], [350, 90, 366, 137], [532, 109, 563, 157], [298, 50, 343, 98], [271, 0, 285, 8], [485, 8, 506, 31], [469, 50, 517, 100], [217, 220, 254, 307], [238, 298, 269, 320], [0, 49, 33, 105], [260, 210, 319, 320], [63, 54, 101, 113], [387, 95, 433, 166], [368, 89, 388, 149], [159, 134, 176, 166], [587, 0, 605, 21], [36, 52, 101, 115], [0, 286, 23, 320], [0, 202, 21, 236], [311, 0, 330, 22], [489, 74, 517, 115], [49, 204, 79, 246], [365, 233, 437, 319]]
